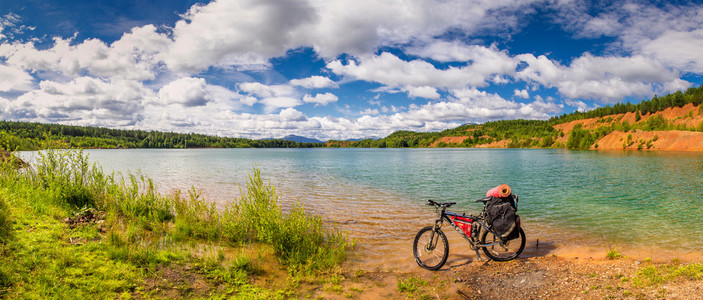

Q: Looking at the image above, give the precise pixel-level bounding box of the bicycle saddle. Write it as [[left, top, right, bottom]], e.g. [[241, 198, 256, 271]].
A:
[[474, 196, 492, 203]]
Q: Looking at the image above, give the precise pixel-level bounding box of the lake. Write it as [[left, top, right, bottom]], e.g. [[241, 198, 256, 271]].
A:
[[20, 148, 703, 267]]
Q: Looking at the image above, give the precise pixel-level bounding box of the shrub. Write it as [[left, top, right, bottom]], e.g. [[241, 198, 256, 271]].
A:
[[221, 168, 352, 269], [0, 195, 12, 243], [643, 115, 668, 131], [108, 173, 174, 223], [173, 187, 220, 240], [34, 149, 109, 209], [567, 124, 597, 149]]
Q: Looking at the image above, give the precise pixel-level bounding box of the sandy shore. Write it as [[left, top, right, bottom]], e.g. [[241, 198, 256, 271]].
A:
[[313, 254, 703, 299]]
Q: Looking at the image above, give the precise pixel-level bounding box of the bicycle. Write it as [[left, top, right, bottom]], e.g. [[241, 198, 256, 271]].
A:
[[412, 198, 526, 270]]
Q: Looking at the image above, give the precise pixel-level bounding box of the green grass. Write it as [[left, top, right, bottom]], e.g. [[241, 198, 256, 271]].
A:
[[397, 276, 427, 293], [0, 148, 352, 298], [633, 262, 703, 286], [606, 249, 622, 260]]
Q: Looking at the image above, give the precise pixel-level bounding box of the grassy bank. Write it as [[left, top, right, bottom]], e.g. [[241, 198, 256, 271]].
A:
[[0, 149, 351, 298]]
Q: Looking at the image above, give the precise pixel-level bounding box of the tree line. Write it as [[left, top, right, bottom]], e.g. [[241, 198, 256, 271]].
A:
[[0, 121, 324, 151]]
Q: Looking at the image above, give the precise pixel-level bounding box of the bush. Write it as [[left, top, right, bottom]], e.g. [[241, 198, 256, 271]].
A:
[[643, 115, 668, 131], [108, 173, 174, 223], [34, 149, 108, 209], [221, 168, 351, 269], [567, 124, 597, 149], [0, 195, 12, 243], [173, 187, 220, 240]]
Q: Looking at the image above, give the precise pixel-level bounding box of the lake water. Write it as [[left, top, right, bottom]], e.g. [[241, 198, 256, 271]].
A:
[[20, 148, 703, 267]]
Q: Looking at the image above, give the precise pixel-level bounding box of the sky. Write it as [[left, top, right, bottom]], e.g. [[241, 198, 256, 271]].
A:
[[1, 0, 703, 141]]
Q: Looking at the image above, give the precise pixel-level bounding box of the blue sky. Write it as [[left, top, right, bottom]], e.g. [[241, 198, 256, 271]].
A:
[[1, 0, 703, 140]]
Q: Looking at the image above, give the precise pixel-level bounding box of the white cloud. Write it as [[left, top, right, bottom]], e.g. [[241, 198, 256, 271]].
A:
[[156, 77, 242, 109], [552, 2, 703, 75], [300, 0, 536, 58], [327, 51, 515, 92], [152, 0, 538, 72], [162, 0, 316, 72], [360, 108, 379, 115], [157, 77, 212, 107], [259, 97, 302, 112], [4, 77, 151, 127], [402, 86, 440, 99], [279, 108, 308, 121], [516, 53, 688, 103], [0, 25, 168, 81], [236, 82, 296, 98], [303, 92, 338, 105], [564, 99, 598, 112], [289, 75, 338, 89], [514, 89, 529, 98], [0, 64, 33, 91], [640, 29, 703, 73]]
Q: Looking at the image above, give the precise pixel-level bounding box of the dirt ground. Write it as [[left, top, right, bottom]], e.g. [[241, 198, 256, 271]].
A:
[[314, 255, 703, 300]]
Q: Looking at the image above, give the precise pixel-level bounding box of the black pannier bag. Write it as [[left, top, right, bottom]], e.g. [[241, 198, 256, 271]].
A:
[[486, 194, 520, 240]]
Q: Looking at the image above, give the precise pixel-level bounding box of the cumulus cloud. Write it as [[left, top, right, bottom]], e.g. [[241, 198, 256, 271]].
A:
[[236, 82, 302, 112], [640, 29, 703, 73], [327, 51, 515, 92], [289, 75, 338, 89], [157, 77, 213, 107], [552, 1, 703, 75], [4, 77, 151, 127], [299, 0, 536, 58], [516, 53, 689, 103], [279, 108, 308, 121], [162, 0, 316, 72], [303, 93, 338, 106], [236, 82, 296, 98], [402, 86, 440, 99], [154, 0, 538, 71], [0, 64, 33, 91], [0, 25, 168, 81], [259, 97, 302, 112], [514, 89, 529, 99]]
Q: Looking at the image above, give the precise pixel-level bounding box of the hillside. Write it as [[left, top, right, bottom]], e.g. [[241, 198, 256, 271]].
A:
[[329, 85, 703, 151]]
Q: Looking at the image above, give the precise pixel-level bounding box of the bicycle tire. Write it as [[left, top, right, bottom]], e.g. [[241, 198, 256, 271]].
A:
[[480, 227, 525, 261], [413, 226, 449, 270]]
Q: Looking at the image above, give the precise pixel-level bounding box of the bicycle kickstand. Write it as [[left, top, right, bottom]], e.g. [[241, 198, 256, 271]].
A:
[[474, 246, 483, 261]]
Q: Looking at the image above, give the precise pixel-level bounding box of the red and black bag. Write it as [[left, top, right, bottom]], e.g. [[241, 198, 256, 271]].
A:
[[486, 194, 520, 240]]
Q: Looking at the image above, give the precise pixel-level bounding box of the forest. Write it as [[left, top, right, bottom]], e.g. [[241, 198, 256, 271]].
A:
[[0, 121, 323, 151]]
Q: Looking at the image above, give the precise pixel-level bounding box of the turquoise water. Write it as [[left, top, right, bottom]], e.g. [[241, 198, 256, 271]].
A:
[[21, 148, 703, 259]]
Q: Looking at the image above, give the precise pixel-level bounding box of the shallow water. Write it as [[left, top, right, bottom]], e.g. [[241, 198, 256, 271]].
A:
[[20, 148, 703, 267]]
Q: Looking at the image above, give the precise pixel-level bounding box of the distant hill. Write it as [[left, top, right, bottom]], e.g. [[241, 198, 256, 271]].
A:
[[281, 135, 325, 143], [331, 85, 703, 151]]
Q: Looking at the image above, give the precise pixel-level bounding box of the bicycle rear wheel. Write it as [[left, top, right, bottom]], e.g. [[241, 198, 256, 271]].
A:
[[413, 226, 449, 270], [480, 227, 525, 261]]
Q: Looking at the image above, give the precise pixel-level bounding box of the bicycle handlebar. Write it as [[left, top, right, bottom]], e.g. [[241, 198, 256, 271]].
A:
[[426, 199, 456, 208]]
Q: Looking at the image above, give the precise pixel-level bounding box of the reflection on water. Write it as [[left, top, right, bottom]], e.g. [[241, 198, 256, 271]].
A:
[[19, 148, 703, 267]]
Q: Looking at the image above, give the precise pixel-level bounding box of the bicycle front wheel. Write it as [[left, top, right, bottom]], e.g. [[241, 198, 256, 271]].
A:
[[480, 227, 525, 261], [413, 226, 449, 270]]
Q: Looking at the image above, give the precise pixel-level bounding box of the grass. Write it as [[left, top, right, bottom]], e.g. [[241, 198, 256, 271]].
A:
[[606, 249, 622, 260], [397, 275, 427, 293], [633, 262, 703, 286], [0, 148, 352, 298]]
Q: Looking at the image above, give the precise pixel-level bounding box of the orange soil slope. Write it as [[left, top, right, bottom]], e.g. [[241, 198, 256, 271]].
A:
[[430, 104, 703, 151], [595, 130, 703, 151], [429, 136, 470, 147]]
